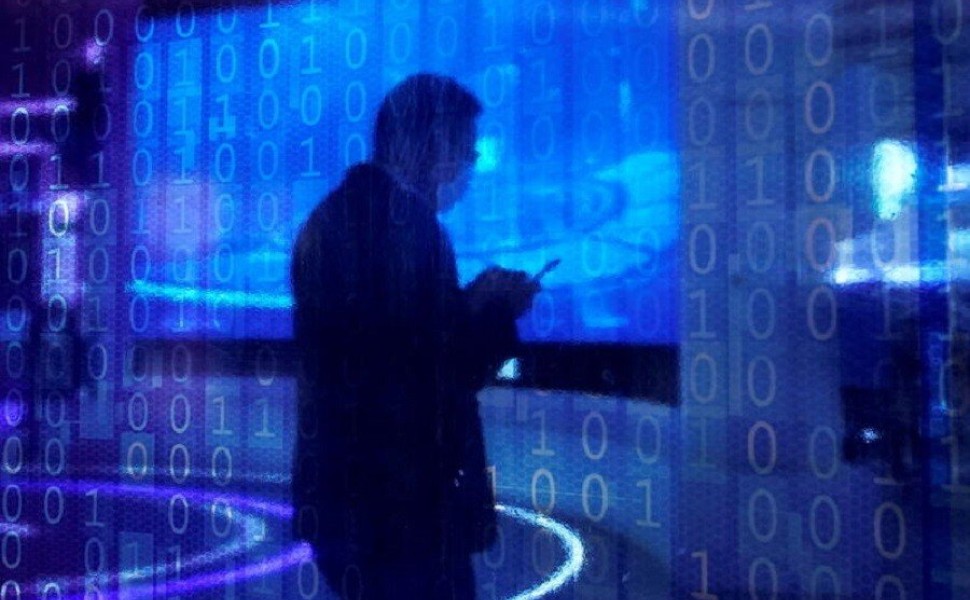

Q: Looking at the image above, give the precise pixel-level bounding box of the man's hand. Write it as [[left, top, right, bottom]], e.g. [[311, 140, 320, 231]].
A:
[[466, 266, 541, 319]]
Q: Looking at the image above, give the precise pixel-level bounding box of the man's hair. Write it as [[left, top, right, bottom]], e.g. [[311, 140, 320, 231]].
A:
[[372, 73, 482, 170]]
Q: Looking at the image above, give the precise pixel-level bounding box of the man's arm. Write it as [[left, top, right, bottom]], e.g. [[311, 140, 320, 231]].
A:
[[445, 290, 521, 392]]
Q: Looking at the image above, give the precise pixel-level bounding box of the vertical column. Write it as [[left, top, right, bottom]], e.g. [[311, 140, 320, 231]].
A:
[[676, 0, 734, 596], [916, 1, 970, 598], [516, 0, 566, 341], [36, 0, 85, 585], [80, 4, 129, 596], [468, 2, 522, 596], [731, 1, 795, 597], [791, 1, 859, 597], [122, 4, 162, 599], [0, 2, 42, 595]]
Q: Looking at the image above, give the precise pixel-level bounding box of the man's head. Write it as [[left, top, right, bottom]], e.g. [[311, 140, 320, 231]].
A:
[[372, 73, 482, 212]]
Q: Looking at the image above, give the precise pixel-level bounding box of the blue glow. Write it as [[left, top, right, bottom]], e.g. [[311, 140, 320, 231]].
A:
[[872, 140, 917, 220], [128, 281, 293, 309], [0, 523, 33, 537], [496, 504, 585, 599], [497, 358, 520, 380], [832, 260, 950, 286], [126, 0, 677, 344], [475, 136, 500, 173]]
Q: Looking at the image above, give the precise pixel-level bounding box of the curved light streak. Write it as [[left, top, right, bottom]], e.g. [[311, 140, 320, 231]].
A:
[[83, 464, 293, 486], [12, 479, 299, 599], [20, 479, 292, 519], [13, 480, 583, 600], [496, 504, 585, 600]]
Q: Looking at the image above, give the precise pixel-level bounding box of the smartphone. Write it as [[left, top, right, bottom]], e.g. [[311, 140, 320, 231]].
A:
[[532, 258, 561, 283]]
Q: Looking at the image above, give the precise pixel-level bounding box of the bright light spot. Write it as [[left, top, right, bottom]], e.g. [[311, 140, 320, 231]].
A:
[[85, 39, 106, 66], [872, 140, 917, 220], [497, 358, 519, 380], [831, 260, 950, 286], [832, 266, 871, 285], [475, 136, 500, 173], [58, 191, 82, 214], [859, 427, 881, 443]]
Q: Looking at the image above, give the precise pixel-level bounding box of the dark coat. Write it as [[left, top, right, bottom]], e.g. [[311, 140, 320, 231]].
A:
[[290, 162, 519, 572]]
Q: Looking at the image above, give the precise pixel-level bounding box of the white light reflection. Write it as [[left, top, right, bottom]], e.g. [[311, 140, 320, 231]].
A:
[[831, 261, 949, 286], [872, 140, 917, 220], [496, 504, 585, 600], [0, 98, 78, 114]]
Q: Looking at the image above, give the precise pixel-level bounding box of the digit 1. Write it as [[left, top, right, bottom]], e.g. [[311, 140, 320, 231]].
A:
[[47, 247, 62, 282], [132, 196, 148, 235], [745, 155, 773, 206], [260, 0, 280, 28], [636, 479, 661, 527], [690, 415, 713, 468], [13, 17, 31, 53], [50, 154, 67, 190], [211, 396, 233, 435], [255, 398, 275, 438], [175, 294, 186, 330], [173, 97, 189, 134], [302, 0, 320, 23], [691, 550, 718, 599], [173, 147, 192, 184], [484, 9, 502, 51], [172, 196, 189, 233], [300, 36, 320, 74], [943, 432, 970, 493], [300, 136, 320, 177], [687, 162, 712, 210], [92, 151, 108, 188], [531, 409, 555, 456], [173, 49, 189, 86], [935, 59, 962, 119], [11, 201, 26, 237], [88, 295, 107, 332], [12, 63, 28, 98], [85, 488, 105, 527], [688, 288, 714, 339]]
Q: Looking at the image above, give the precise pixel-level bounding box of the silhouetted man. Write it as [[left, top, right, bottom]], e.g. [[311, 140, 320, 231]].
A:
[[290, 73, 539, 599]]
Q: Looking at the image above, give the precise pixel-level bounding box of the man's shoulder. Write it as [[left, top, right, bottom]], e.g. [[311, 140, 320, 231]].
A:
[[341, 161, 397, 197], [295, 162, 441, 255], [309, 162, 396, 220]]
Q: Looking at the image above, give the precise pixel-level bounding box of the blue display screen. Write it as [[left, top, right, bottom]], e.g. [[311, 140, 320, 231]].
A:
[[120, 1, 678, 343]]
